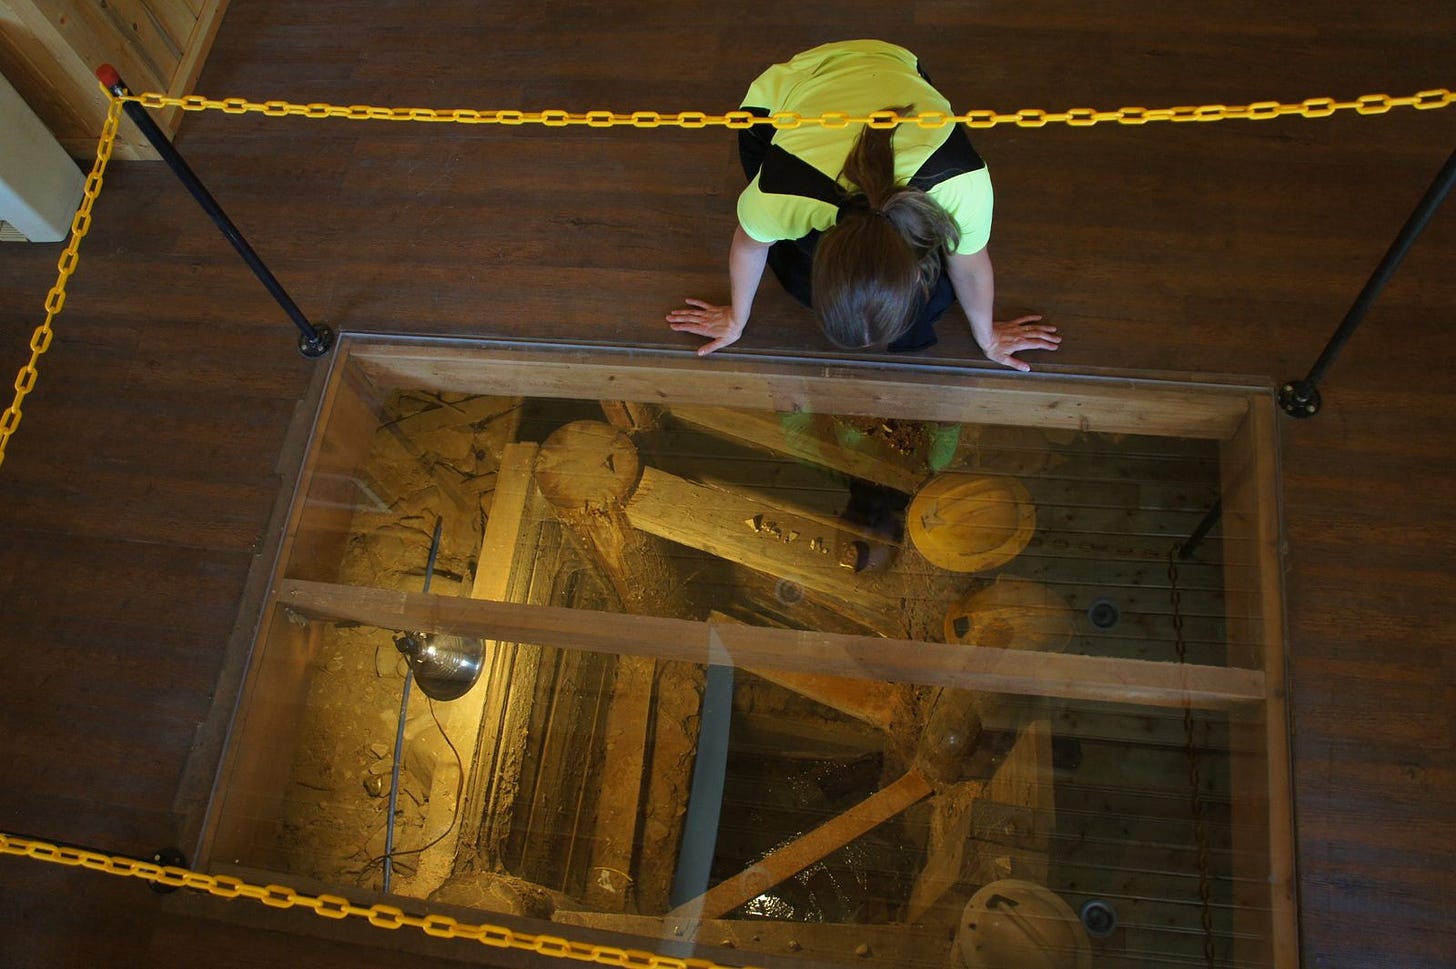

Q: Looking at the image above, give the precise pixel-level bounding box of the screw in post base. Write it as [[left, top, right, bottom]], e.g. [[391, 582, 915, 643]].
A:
[[298, 324, 336, 359], [1278, 380, 1322, 419]]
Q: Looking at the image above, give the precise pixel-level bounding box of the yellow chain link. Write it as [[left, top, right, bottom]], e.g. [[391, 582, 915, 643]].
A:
[[0, 832, 750, 968], [2, 82, 1448, 467], [122, 87, 1453, 129], [0, 96, 122, 470]]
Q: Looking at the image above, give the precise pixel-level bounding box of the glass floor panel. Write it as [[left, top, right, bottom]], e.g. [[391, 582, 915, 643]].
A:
[[206, 337, 1291, 969]]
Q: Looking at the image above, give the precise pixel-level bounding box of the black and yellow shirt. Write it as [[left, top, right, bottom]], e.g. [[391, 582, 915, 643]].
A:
[[737, 40, 994, 254]]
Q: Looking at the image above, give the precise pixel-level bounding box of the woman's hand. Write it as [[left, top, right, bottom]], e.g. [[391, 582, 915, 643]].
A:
[[667, 299, 746, 356], [981, 315, 1061, 372]]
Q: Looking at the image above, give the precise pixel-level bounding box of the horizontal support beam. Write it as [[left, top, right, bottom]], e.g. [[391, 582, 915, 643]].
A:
[[668, 768, 933, 922], [278, 579, 1265, 710], [347, 342, 1252, 439]]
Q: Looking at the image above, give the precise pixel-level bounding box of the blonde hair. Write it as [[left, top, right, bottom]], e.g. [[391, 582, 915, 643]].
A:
[[811, 107, 960, 348]]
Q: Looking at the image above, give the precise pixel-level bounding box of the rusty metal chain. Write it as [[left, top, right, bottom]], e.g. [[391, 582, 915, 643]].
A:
[[1169, 547, 1217, 968]]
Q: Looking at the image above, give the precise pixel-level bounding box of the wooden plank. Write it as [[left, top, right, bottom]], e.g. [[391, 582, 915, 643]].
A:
[[910, 720, 1055, 923], [470, 442, 539, 600], [906, 780, 982, 924], [737, 666, 912, 733], [712, 608, 917, 732], [667, 404, 927, 493], [988, 719, 1055, 843], [276, 578, 1267, 710], [625, 465, 906, 618], [120, 0, 191, 53], [667, 768, 933, 921], [0, 6, 94, 138], [456, 442, 542, 866], [557, 910, 952, 967], [282, 348, 387, 584], [1220, 395, 1297, 968], [348, 341, 1255, 439], [19, 1, 168, 106], [0, 0, 227, 158], [389, 394, 522, 437], [202, 606, 320, 868], [79, 0, 181, 83], [0, 0, 135, 153], [152, 0, 228, 135], [583, 652, 657, 909]]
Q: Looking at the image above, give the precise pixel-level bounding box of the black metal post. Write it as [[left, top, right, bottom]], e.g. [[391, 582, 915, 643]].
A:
[[1280, 145, 1456, 417], [96, 64, 333, 358]]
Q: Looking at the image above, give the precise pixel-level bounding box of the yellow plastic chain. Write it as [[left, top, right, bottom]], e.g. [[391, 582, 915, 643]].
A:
[[122, 87, 1454, 128], [1, 84, 1448, 469], [0, 831, 750, 969], [0, 96, 122, 469]]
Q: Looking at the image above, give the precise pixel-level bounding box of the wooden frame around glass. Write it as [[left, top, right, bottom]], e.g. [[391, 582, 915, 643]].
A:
[[198, 334, 1295, 969]]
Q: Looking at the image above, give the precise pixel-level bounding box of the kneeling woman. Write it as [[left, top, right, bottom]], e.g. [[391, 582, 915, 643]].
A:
[[667, 40, 1059, 371]]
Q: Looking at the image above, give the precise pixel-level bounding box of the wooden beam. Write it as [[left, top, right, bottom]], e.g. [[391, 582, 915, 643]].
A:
[[388, 394, 521, 437], [626, 466, 905, 618], [582, 648, 658, 907], [1220, 395, 1297, 967], [738, 667, 912, 734], [905, 779, 983, 925], [556, 909, 952, 967], [963, 718, 1055, 887], [714, 594, 916, 733], [667, 769, 934, 922], [347, 340, 1253, 439], [450, 442, 542, 873], [276, 579, 1267, 710], [277, 344, 386, 583], [202, 606, 321, 868], [667, 404, 926, 493], [470, 442, 540, 600]]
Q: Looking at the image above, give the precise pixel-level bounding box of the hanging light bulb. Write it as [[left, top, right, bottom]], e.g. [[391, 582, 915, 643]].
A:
[[393, 630, 484, 702]]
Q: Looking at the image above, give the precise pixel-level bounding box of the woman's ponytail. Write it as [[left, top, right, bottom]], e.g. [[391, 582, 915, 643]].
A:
[[813, 107, 960, 349]]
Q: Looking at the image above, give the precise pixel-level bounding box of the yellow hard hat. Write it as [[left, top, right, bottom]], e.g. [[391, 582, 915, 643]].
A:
[[908, 473, 1035, 573]]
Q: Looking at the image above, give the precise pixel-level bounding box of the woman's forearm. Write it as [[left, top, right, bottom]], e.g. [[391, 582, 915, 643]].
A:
[[729, 223, 771, 331], [946, 247, 996, 352]]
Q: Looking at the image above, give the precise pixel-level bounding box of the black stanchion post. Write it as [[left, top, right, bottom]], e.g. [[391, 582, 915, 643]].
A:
[[1280, 146, 1456, 418], [1189, 149, 1454, 553], [96, 64, 334, 358]]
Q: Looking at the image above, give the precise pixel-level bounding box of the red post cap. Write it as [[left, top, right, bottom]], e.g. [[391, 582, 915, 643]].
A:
[[96, 64, 121, 88]]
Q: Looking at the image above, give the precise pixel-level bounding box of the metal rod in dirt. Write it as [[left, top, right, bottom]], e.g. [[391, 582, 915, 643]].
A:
[[383, 518, 443, 892], [95, 64, 332, 357], [382, 670, 412, 893], [1288, 146, 1456, 401]]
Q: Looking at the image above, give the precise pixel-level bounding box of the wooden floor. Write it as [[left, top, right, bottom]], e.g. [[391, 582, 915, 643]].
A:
[[1, 2, 1453, 966]]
